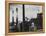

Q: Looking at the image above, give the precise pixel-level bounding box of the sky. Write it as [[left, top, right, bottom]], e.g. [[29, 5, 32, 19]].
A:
[[10, 4, 42, 22]]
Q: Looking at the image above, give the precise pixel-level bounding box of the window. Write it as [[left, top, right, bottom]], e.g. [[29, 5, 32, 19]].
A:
[[5, 1, 45, 35], [9, 4, 44, 32]]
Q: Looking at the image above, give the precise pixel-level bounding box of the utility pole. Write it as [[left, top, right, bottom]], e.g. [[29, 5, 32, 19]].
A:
[[22, 4, 25, 31], [16, 8, 18, 32]]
